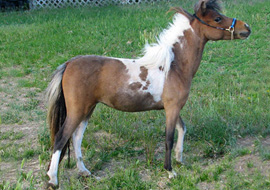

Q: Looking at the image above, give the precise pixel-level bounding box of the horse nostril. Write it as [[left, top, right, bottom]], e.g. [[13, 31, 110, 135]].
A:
[[240, 32, 250, 38]]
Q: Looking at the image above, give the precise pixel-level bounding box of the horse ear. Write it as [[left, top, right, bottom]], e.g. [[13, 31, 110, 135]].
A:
[[201, 0, 207, 14], [194, 0, 207, 16]]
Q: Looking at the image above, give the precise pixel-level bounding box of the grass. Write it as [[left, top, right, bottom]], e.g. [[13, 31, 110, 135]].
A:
[[0, 0, 270, 189]]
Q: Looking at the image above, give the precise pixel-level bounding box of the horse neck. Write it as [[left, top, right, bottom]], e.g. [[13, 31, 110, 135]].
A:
[[171, 27, 207, 84]]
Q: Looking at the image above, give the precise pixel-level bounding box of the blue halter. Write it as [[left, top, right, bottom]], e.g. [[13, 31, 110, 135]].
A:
[[230, 18, 237, 30]]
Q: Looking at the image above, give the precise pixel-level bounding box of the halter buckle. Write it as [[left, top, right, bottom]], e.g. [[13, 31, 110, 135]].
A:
[[226, 26, 235, 40], [226, 18, 236, 40], [226, 26, 235, 33]]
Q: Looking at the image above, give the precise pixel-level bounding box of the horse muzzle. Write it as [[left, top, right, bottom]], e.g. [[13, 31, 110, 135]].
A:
[[239, 23, 251, 39]]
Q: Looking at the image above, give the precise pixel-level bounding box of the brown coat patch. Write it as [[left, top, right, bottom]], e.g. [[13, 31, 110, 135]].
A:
[[129, 82, 142, 91], [142, 80, 150, 90], [139, 66, 148, 81]]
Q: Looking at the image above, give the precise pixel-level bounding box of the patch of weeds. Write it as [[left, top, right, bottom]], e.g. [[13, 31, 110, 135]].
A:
[[23, 99, 40, 111], [169, 166, 199, 190], [62, 175, 88, 190], [63, 158, 76, 169], [7, 159, 38, 190], [88, 143, 141, 171], [199, 170, 210, 182], [22, 149, 36, 159], [65, 164, 153, 189], [247, 161, 254, 168], [225, 168, 270, 190], [231, 147, 252, 158], [0, 131, 24, 140], [1, 111, 22, 124], [91, 155, 110, 171], [0, 181, 11, 190], [142, 125, 160, 165], [198, 159, 229, 184], [103, 168, 152, 189], [258, 147, 270, 161], [17, 79, 34, 88], [212, 164, 226, 181], [38, 125, 51, 162], [188, 116, 235, 158], [0, 143, 38, 161], [261, 151, 270, 160], [25, 90, 37, 98], [253, 139, 270, 161], [8, 68, 26, 78]]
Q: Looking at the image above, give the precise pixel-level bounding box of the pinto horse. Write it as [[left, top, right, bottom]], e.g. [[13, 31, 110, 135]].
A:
[[46, 0, 251, 187]]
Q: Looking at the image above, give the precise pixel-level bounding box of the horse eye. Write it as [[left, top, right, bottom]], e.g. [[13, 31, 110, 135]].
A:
[[215, 17, 222, 22]]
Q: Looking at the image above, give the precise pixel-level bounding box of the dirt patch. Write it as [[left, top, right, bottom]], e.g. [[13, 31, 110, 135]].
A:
[[94, 159, 124, 179], [235, 154, 270, 177], [234, 137, 270, 177], [237, 136, 255, 148], [0, 123, 41, 143], [261, 137, 270, 147], [94, 130, 114, 139], [157, 177, 170, 190], [0, 122, 43, 184], [198, 181, 217, 190]]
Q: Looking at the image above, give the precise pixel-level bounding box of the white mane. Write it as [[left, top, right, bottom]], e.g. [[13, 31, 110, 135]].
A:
[[137, 13, 192, 76]]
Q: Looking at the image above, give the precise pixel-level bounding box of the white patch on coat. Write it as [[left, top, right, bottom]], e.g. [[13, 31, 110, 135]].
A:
[[117, 58, 165, 102], [137, 13, 192, 76]]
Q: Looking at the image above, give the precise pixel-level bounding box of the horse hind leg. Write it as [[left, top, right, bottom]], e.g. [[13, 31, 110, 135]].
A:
[[175, 116, 186, 163], [47, 115, 83, 186], [47, 150, 61, 186], [72, 106, 96, 177], [72, 120, 90, 176]]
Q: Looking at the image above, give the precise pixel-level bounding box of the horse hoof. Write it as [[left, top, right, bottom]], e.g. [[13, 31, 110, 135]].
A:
[[167, 170, 177, 179], [78, 170, 91, 177], [47, 183, 57, 190], [175, 154, 183, 164]]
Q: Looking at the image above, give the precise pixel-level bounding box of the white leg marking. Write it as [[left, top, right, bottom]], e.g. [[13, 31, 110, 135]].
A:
[[47, 150, 61, 186], [175, 122, 186, 163], [72, 121, 91, 176]]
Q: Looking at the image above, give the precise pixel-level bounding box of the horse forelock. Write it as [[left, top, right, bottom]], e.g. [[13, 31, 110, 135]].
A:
[[137, 13, 192, 76]]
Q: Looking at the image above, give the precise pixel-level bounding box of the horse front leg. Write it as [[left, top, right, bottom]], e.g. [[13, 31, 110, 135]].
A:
[[175, 116, 186, 163], [164, 105, 180, 179]]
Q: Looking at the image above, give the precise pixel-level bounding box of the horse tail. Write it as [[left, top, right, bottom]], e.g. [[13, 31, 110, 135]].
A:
[[46, 63, 70, 164]]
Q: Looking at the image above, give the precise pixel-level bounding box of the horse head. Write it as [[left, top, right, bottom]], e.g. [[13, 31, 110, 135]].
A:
[[193, 0, 251, 41]]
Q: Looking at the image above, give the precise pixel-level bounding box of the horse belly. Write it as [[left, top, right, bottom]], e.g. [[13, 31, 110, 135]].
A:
[[104, 90, 164, 112]]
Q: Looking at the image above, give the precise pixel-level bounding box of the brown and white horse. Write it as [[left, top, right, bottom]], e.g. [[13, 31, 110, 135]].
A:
[[46, 0, 251, 187]]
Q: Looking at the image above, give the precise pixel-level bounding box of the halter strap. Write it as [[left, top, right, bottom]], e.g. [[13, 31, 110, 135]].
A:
[[193, 14, 237, 40]]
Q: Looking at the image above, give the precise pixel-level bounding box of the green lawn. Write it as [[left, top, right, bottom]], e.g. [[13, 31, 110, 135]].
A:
[[0, 0, 270, 189]]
